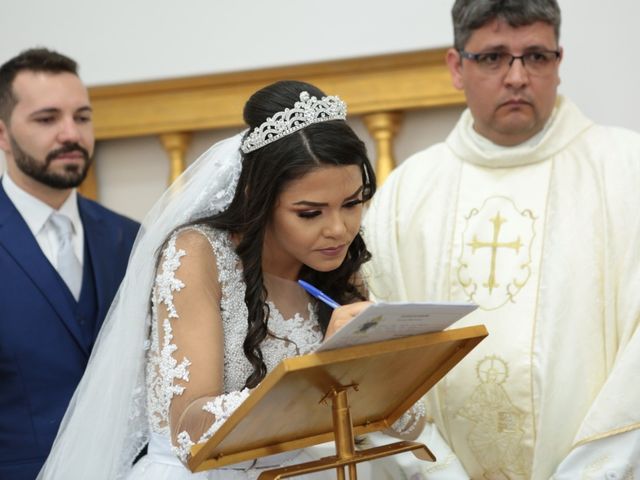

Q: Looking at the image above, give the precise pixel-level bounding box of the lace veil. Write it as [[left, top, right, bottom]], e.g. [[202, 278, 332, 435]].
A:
[[38, 133, 245, 480]]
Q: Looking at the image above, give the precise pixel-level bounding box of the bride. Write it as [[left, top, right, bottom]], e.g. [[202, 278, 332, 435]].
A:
[[38, 80, 424, 479]]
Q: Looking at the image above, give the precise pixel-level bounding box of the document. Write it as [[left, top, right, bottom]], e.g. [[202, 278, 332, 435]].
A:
[[316, 302, 478, 352]]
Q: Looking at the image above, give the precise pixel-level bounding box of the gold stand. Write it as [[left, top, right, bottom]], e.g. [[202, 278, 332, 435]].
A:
[[188, 326, 488, 477], [257, 384, 434, 479]]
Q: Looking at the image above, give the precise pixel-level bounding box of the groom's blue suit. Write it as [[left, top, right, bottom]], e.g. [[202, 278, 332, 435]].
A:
[[0, 182, 139, 480]]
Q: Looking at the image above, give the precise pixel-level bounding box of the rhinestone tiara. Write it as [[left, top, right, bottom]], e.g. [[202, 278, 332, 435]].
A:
[[240, 91, 347, 154]]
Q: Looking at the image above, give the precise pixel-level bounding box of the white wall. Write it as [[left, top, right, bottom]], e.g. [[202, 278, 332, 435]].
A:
[[0, 0, 453, 86], [1, 1, 639, 220], [559, 0, 639, 130]]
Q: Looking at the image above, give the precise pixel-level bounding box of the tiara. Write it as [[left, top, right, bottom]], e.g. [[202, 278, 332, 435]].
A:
[[240, 91, 347, 154]]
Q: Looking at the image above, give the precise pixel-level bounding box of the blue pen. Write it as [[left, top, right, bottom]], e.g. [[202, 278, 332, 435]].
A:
[[297, 279, 341, 309]]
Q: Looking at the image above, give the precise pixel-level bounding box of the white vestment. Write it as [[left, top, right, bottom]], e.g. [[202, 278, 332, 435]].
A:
[[363, 97, 640, 479]]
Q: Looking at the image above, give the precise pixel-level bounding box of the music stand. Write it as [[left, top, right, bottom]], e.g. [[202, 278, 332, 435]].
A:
[[189, 324, 487, 479]]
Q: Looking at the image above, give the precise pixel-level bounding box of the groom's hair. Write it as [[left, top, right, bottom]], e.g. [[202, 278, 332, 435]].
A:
[[0, 47, 78, 122]]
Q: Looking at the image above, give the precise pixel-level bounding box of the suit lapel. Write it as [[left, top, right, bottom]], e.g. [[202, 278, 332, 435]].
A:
[[78, 197, 114, 334], [0, 184, 89, 355]]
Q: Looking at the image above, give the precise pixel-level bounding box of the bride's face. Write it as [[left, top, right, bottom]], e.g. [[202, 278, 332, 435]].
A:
[[262, 164, 365, 279]]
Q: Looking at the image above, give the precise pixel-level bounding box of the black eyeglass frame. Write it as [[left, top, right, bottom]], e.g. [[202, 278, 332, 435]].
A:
[[458, 49, 561, 70]]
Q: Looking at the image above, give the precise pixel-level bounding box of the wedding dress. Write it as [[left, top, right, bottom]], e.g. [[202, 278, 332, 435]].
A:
[[127, 224, 341, 479], [38, 134, 422, 480]]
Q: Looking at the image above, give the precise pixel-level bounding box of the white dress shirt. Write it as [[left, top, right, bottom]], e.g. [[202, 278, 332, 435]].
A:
[[2, 173, 84, 269]]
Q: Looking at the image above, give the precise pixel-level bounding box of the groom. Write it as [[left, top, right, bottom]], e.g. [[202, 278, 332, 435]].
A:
[[0, 48, 139, 479]]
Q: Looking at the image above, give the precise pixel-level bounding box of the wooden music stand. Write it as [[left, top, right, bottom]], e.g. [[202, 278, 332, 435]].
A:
[[188, 324, 487, 479]]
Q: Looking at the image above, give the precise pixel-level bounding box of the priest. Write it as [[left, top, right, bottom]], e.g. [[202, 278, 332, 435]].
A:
[[363, 1, 640, 478]]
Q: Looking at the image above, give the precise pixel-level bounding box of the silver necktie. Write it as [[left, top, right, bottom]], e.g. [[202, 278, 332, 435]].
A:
[[49, 212, 82, 300]]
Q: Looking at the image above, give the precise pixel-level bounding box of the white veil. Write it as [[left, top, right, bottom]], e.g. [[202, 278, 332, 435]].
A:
[[38, 133, 245, 480]]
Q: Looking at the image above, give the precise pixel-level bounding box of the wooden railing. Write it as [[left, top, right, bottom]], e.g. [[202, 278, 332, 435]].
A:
[[80, 48, 464, 199]]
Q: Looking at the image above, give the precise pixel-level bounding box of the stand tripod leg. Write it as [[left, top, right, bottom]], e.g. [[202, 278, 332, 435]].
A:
[[334, 463, 357, 480], [259, 384, 439, 479], [332, 388, 357, 479]]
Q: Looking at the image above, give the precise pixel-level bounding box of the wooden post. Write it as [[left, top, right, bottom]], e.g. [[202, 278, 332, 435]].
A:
[[77, 161, 98, 200], [362, 112, 403, 186], [160, 132, 192, 185]]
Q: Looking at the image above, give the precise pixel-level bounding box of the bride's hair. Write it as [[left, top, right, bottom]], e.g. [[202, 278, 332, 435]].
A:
[[198, 80, 376, 388]]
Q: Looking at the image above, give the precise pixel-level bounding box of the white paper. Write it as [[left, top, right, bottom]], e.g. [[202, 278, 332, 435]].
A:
[[316, 302, 478, 352]]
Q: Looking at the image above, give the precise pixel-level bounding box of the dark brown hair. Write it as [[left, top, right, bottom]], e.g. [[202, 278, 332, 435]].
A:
[[0, 48, 78, 122], [196, 80, 376, 388]]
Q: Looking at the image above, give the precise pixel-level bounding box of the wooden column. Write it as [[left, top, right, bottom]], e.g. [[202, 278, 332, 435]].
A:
[[362, 111, 403, 186], [160, 132, 192, 184], [77, 161, 98, 200]]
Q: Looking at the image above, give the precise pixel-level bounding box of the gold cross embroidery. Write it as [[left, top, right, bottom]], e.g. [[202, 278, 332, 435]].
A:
[[468, 212, 522, 294]]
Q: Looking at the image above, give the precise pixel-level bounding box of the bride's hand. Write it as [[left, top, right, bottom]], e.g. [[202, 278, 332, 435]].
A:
[[324, 301, 373, 340]]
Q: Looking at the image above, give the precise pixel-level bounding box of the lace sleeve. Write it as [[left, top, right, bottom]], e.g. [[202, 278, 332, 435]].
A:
[[152, 229, 249, 463], [389, 399, 426, 439]]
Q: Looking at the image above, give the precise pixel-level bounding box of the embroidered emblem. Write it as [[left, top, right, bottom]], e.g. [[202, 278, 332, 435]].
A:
[[458, 355, 529, 479], [456, 196, 537, 310]]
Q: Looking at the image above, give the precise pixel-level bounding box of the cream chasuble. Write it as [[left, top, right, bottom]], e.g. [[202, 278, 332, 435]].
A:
[[363, 97, 640, 479]]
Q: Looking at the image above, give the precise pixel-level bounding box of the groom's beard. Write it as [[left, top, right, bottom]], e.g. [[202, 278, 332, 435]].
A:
[[11, 136, 92, 189]]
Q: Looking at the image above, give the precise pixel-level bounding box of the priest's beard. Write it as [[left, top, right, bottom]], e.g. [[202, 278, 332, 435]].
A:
[[10, 136, 92, 189]]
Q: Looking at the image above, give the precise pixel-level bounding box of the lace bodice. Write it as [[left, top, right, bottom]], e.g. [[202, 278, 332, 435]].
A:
[[145, 226, 323, 461]]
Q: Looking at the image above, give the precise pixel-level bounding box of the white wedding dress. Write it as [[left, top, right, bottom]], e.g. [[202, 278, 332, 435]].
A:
[[127, 225, 367, 479], [38, 135, 423, 480]]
